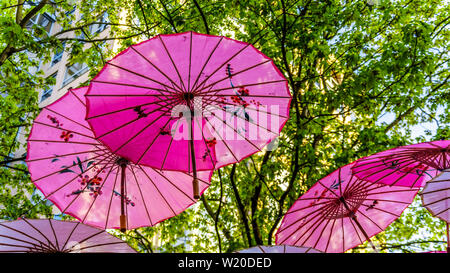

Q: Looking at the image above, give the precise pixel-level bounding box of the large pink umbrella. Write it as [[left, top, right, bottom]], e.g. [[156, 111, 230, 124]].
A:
[[352, 140, 449, 188], [85, 31, 291, 198], [236, 245, 322, 253], [275, 162, 418, 253], [0, 218, 136, 253], [26, 86, 212, 231], [420, 169, 450, 252]]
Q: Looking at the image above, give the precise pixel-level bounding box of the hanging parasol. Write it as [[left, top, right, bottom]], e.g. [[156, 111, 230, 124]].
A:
[[236, 245, 322, 253], [85, 31, 291, 198], [275, 162, 418, 253], [352, 140, 449, 188], [0, 218, 136, 253], [26, 86, 212, 232], [420, 169, 450, 252]]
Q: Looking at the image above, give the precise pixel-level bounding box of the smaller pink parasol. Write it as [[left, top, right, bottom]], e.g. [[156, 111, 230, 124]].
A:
[[352, 140, 449, 188], [0, 218, 136, 253], [236, 245, 322, 253], [420, 169, 450, 252], [275, 162, 418, 253]]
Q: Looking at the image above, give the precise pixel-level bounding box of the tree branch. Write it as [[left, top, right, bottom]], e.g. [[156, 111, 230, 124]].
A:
[[192, 0, 209, 34], [229, 163, 253, 247]]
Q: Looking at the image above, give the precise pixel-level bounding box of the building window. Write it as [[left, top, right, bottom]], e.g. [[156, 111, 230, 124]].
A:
[[89, 12, 108, 35], [62, 62, 88, 86], [41, 73, 57, 102], [25, 13, 55, 37], [51, 41, 65, 66]]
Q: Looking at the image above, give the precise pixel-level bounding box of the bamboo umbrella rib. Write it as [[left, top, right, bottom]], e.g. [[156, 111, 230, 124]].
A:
[[278, 201, 337, 243], [26, 148, 109, 163], [138, 165, 178, 216], [0, 222, 54, 251], [71, 241, 129, 252], [45, 107, 92, 131], [43, 153, 115, 199], [151, 168, 197, 202], [303, 202, 342, 250], [97, 103, 174, 142], [194, 59, 272, 95], [28, 139, 100, 146], [194, 79, 287, 96], [104, 165, 121, 229], [32, 121, 98, 140], [192, 42, 253, 93], [85, 95, 181, 120], [310, 205, 340, 250], [88, 80, 181, 95], [56, 155, 117, 214], [205, 108, 277, 148], [159, 118, 179, 170], [47, 219, 60, 252], [0, 234, 50, 251], [129, 45, 183, 92], [158, 35, 187, 93], [187, 32, 193, 92], [190, 37, 224, 92], [203, 95, 289, 122], [129, 164, 153, 226], [105, 62, 180, 94], [76, 160, 119, 222], [21, 218, 58, 251], [136, 117, 175, 164], [60, 221, 81, 251], [193, 115, 217, 167], [69, 88, 86, 106], [347, 216, 365, 249], [32, 152, 109, 182], [202, 116, 240, 162]]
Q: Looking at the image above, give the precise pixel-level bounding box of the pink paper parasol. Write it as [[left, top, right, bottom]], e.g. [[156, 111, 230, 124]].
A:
[[85, 31, 291, 198], [26, 87, 212, 231], [236, 245, 322, 253], [352, 140, 449, 188], [275, 162, 418, 253], [0, 218, 136, 253], [420, 169, 450, 252]]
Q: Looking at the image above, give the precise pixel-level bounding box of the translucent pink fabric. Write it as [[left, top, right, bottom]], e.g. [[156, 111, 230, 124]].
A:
[[0, 218, 136, 253], [237, 245, 322, 253], [85, 31, 291, 172], [27, 87, 212, 230], [352, 140, 450, 188], [275, 163, 418, 253], [421, 169, 450, 222]]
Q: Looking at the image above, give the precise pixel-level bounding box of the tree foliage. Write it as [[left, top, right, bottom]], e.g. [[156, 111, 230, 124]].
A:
[[0, 0, 448, 253]]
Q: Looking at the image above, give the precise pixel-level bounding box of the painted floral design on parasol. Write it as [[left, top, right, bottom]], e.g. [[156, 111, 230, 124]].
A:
[[85, 31, 291, 198], [26, 87, 212, 231], [0, 218, 136, 253], [352, 140, 449, 188], [236, 245, 322, 253], [275, 163, 418, 253], [420, 169, 450, 252]]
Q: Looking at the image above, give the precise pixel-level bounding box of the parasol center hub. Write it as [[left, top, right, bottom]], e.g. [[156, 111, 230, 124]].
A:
[[116, 157, 129, 166], [182, 92, 195, 101]]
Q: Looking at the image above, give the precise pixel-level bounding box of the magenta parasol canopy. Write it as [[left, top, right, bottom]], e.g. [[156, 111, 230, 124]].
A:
[[421, 169, 450, 223], [352, 140, 449, 188], [26, 87, 212, 231], [420, 169, 450, 253], [275, 163, 418, 253], [236, 245, 322, 253], [0, 218, 136, 253], [85, 31, 291, 197]]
